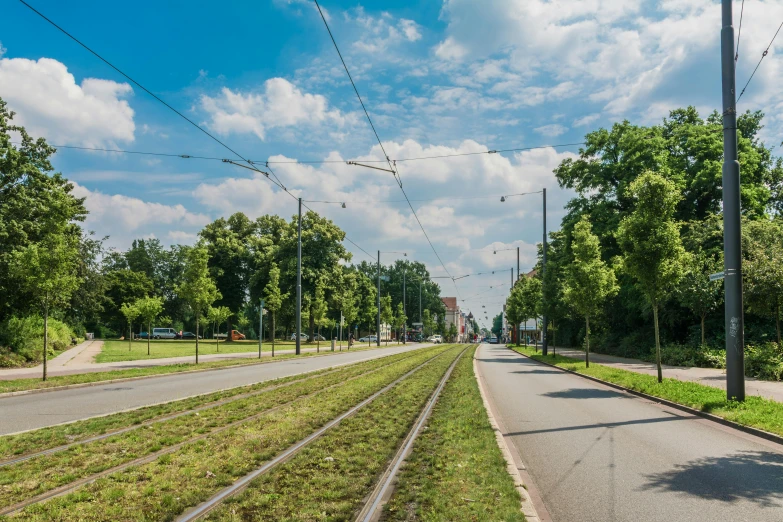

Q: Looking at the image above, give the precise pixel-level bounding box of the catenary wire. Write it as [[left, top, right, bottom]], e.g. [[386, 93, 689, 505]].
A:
[[736, 0, 745, 62], [737, 19, 783, 102]]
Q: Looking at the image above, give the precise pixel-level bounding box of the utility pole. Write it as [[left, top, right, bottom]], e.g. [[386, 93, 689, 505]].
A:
[[377, 250, 381, 347], [403, 268, 407, 344], [542, 188, 549, 356], [419, 280, 422, 324], [517, 247, 520, 281], [296, 198, 302, 355], [722, 0, 745, 401]]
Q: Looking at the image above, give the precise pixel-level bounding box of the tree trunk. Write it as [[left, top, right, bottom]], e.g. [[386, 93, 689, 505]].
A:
[[43, 308, 48, 382], [654, 305, 662, 383], [317, 326, 320, 353], [552, 319, 556, 357], [585, 316, 590, 368], [271, 312, 276, 357], [225, 317, 233, 343], [195, 313, 200, 364], [216, 322, 219, 352], [147, 321, 151, 355], [129, 321, 132, 352], [701, 314, 706, 346]]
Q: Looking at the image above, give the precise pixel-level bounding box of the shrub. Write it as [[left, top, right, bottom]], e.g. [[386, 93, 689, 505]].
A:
[[643, 343, 726, 369], [745, 343, 783, 381], [0, 315, 75, 366]]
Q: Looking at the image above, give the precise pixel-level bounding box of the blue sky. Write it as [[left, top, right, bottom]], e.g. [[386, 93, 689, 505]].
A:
[[2, 0, 782, 328]]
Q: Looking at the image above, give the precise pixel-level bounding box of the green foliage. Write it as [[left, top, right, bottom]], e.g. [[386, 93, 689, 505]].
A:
[[177, 247, 220, 360], [677, 252, 723, 344], [491, 313, 502, 337], [380, 295, 393, 329], [423, 309, 434, 336], [743, 218, 783, 344], [745, 343, 783, 381], [0, 316, 74, 366]]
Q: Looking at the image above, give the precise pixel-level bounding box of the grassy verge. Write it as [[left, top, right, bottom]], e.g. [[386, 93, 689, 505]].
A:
[[0, 346, 428, 460], [0, 340, 396, 394], [12, 345, 457, 520], [96, 340, 309, 362], [383, 345, 525, 521], [0, 348, 445, 510], [203, 346, 466, 521], [511, 345, 783, 438]]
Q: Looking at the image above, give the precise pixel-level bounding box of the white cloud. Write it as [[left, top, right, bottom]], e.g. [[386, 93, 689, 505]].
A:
[[349, 9, 423, 53], [200, 78, 350, 140], [0, 42, 5, 58], [573, 113, 600, 127], [0, 57, 135, 146], [434, 37, 469, 61], [534, 124, 568, 137]]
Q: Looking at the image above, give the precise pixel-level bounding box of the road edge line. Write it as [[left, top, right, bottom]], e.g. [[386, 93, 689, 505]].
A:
[[473, 349, 542, 522], [508, 345, 783, 447]]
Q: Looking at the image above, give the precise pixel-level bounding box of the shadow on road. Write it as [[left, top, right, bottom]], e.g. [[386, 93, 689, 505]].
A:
[[512, 369, 563, 375], [642, 450, 783, 507], [507, 415, 688, 437], [541, 388, 627, 400]]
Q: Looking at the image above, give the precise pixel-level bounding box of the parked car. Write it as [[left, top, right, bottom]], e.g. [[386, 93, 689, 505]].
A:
[[214, 330, 246, 341], [135, 331, 150, 339], [427, 335, 443, 344], [313, 334, 326, 341], [489, 335, 498, 344], [290, 333, 309, 341], [177, 331, 202, 340], [152, 328, 178, 339], [358, 335, 377, 342]]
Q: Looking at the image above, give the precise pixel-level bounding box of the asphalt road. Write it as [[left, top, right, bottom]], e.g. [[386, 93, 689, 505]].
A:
[[476, 343, 783, 522], [0, 343, 430, 436]]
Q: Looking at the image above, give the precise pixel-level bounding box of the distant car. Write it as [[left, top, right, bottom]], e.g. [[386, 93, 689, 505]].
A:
[[178, 331, 202, 340], [290, 333, 309, 341], [214, 330, 246, 341], [488, 336, 498, 344], [358, 335, 377, 342], [152, 328, 177, 339], [427, 335, 443, 344], [312, 334, 326, 341], [136, 331, 150, 339]]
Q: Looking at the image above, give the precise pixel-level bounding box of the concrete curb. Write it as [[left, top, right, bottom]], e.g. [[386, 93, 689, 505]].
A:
[[0, 345, 416, 399], [508, 345, 783, 448], [473, 354, 541, 522]]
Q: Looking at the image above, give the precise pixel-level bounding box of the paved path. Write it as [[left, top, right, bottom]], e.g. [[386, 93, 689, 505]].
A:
[[0, 341, 400, 380], [476, 344, 783, 522], [0, 343, 431, 435], [552, 347, 783, 403]]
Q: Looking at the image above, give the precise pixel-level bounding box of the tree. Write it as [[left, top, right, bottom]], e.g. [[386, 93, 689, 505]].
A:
[[617, 172, 687, 382], [9, 233, 81, 380], [519, 276, 542, 347], [436, 313, 446, 336], [101, 269, 153, 333], [381, 295, 393, 345], [744, 219, 783, 345], [263, 263, 288, 357], [505, 284, 526, 347], [564, 217, 618, 368], [677, 252, 723, 345], [177, 247, 220, 364], [135, 296, 164, 356], [337, 272, 359, 348], [208, 306, 232, 352], [448, 322, 458, 343], [491, 313, 503, 337], [359, 277, 377, 345], [311, 279, 328, 352], [119, 301, 140, 352], [423, 309, 434, 338], [394, 302, 407, 344]]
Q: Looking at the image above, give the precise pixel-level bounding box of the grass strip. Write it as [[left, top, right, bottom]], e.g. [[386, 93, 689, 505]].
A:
[[11, 345, 457, 520], [383, 345, 525, 521], [202, 346, 466, 521], [511, 345, 783, 438], [0, 346, 424, 461], [0, 348, 442, 509], [0, 341, 395, 394]]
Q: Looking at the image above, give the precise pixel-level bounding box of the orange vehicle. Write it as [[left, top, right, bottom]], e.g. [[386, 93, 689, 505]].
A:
[[214, 330, 246, 340]]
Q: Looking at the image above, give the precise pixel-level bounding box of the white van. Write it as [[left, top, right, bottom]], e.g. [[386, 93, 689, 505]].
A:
[[152, 328, 177, 339]]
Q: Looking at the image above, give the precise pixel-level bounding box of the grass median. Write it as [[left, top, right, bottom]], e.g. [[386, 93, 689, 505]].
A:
[[12, 345, 455, 520], [383, 345, 525, 521], [0, 340, 397, 394], [0, 347, 443, 511], [511, 345, 783, 438], [203, 346, 466, 521]]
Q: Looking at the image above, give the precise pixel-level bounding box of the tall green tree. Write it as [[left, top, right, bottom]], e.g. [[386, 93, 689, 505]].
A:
[[263, 263, 288, 356], [505, 284, 526, 347], [119, 301, 140, 352], [359, 276, 378, 344], [436, 313, 446, 337], [394, 302, 407, 344], [381, 295, 393, 345], [311, 279, 328, 352], [564, 217, 618, 367], [743, 219, 783, 345], [677, 252, 723, 346], [423, 309, 434, 337], [135, 296, 164, 356], [491, 313, 502, 337], [208, 306, 232, 352], [617, 172, 687, 381], [9, 233, 81, 380], [177, 247, 220, 364]]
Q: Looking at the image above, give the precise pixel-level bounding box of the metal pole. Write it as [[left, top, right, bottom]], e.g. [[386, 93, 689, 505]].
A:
[[722, 0, 745, 401], [377, 250, 381, 347], [542, 188, 549, 356], [403, 269, 406, 344], [296, 198, 302, 355], [419, 281, 422, 323], [517, 247, 520, 281], [259, 298, 264, 359]]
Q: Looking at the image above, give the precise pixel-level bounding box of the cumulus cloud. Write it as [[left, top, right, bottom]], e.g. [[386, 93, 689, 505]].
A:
[[350, 8, 423, 53], [534, 124, 568, 137], [0, 56, 135, 146], [200, 78, 350, 140], [573, 113, 600, 127]]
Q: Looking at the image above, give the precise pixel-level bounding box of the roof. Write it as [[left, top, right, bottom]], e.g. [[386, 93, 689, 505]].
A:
[[441, 297, 457, 310]]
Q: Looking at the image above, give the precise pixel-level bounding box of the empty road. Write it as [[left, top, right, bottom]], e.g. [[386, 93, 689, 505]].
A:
[[476, 343, 783, 522], [0, 343, 429, 435]]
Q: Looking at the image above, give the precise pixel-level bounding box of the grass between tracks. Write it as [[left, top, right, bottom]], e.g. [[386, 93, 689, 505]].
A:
[[0, 341, 393, 394], [0, 346, 424, 460], [383, 345, 526, 521], [511, 345, 783, 438], [203, 346, 466, 521], [10, 345, 455, 520]]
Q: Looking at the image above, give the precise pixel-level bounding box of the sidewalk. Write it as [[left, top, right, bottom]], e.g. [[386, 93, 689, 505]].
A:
[[0, 341, 423, 381], [549, 347, 783, 403]]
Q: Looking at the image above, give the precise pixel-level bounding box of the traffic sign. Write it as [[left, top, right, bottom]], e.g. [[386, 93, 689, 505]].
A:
[[709, 272, 725, 282]]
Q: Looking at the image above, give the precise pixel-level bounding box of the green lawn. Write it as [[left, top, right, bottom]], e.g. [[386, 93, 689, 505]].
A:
[[511, 345, 783, 438]]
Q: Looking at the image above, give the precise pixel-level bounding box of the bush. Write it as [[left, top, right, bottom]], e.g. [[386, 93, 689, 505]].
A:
[[643, 343, 726, 369], [0, 315, 75, 366], [745, 343, 783, 381]]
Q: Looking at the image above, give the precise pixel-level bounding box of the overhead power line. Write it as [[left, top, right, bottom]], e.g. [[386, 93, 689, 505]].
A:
[[737, 19, 783, 102], [736, 0, 745, 62]]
